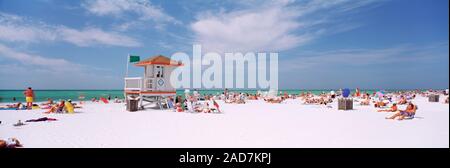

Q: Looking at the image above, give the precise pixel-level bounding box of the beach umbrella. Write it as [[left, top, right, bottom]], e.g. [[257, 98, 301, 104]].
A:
[[330, 91, 335, 95], [342, 88, 350, 98]]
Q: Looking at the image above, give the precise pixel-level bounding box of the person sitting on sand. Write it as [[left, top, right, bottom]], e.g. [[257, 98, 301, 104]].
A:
[[114, 96, 121, 103], [0, 138, 22, 148], [386, 102, 417, 120], [202, 102, 211, 113], [360, 96, 371, 105], [56, 100, 65, 113], [378, 103, 398, 112], [44, 104, 57, 114], [176, 102, 183, 112], [397, 96, 407, 105]]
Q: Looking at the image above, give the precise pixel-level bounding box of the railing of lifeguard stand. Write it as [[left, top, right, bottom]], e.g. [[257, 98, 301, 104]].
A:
[[124, 77, 155, 91]]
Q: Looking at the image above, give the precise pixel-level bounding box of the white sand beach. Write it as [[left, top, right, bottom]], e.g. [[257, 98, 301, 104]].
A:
[[0, 96, 448, 148]]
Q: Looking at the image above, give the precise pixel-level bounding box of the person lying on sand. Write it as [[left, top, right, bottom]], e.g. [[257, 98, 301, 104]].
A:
[[374, 100, 388, 108], [377, 103, 398, 112], [385, 102, 417, 120], [0, 138, 22, 148], [265, 97, 284, 103], [360, 97, 370, 105], [5, 102, 25, 109], [41, 98, 54, 106]]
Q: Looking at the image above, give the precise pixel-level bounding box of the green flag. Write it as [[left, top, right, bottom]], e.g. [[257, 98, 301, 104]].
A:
[[129, 55, 140, 63]]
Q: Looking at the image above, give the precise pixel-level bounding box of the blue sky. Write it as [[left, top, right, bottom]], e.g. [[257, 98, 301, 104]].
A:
[[0, 0, 448, 90]]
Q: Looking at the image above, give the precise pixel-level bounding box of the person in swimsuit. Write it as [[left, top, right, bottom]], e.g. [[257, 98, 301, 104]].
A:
[[385, 102, 416, 120], [23, 87, 35, 110], [378, 103, 398, 112], [0, 138, 22, 148]]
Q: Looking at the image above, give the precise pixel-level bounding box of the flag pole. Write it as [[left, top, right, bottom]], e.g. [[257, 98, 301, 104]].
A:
[[126, 53, 130, 77]]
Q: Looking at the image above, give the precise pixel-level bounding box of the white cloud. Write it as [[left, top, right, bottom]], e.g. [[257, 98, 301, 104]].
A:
[[190, 0, 380, 53], [0, 12, 141, 47], [0, 43, 124, 89], [0, 43, 82, 72], [0, 13, 57, 43], [280, 43, 450, 71], [0, 43, 84, 71], [57, 27, 141, 47], [82, 0, 180, 31]]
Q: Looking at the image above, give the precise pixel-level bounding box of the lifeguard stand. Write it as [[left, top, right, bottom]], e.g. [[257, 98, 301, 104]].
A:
[[124, 55, 183, 110]]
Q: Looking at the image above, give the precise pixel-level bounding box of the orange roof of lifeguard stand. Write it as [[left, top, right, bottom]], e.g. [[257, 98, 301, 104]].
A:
[[134, 55, 183, 67]]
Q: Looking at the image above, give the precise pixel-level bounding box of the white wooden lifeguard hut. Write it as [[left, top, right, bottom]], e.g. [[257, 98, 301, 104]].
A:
[[124, 55, 182, 110]]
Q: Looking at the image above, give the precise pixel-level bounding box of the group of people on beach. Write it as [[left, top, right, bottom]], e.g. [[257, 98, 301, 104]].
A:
[[42, 99, 79, 114], [170, 89, 221, 113]]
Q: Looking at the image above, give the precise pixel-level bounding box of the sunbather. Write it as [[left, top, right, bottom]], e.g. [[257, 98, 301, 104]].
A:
[[44, 104, 57, 114], [41, 98, 54, 106], [56, 100, 65, 113], [6, 102, 25, 109], [0, 138, 22, 148], [360, 97, 370, 105], [374, 100, 388, 108], [378, 103, 398, 112], [397, 96, 407, 105], [265, 97, 283, 103], [385, 102, 417, 120]]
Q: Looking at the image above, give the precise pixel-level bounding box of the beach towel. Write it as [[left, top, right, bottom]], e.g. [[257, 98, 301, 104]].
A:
[[26, 117, 57, 122], [100, 97, 109, 104], [0, 107, 27, 110]]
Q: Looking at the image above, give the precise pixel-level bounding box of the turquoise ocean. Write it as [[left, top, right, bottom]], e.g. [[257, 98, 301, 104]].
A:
[[0, 89, 395, 103]]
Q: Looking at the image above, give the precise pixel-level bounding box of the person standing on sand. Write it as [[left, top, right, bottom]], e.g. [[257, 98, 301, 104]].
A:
[[23, 87, 34, 110]]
